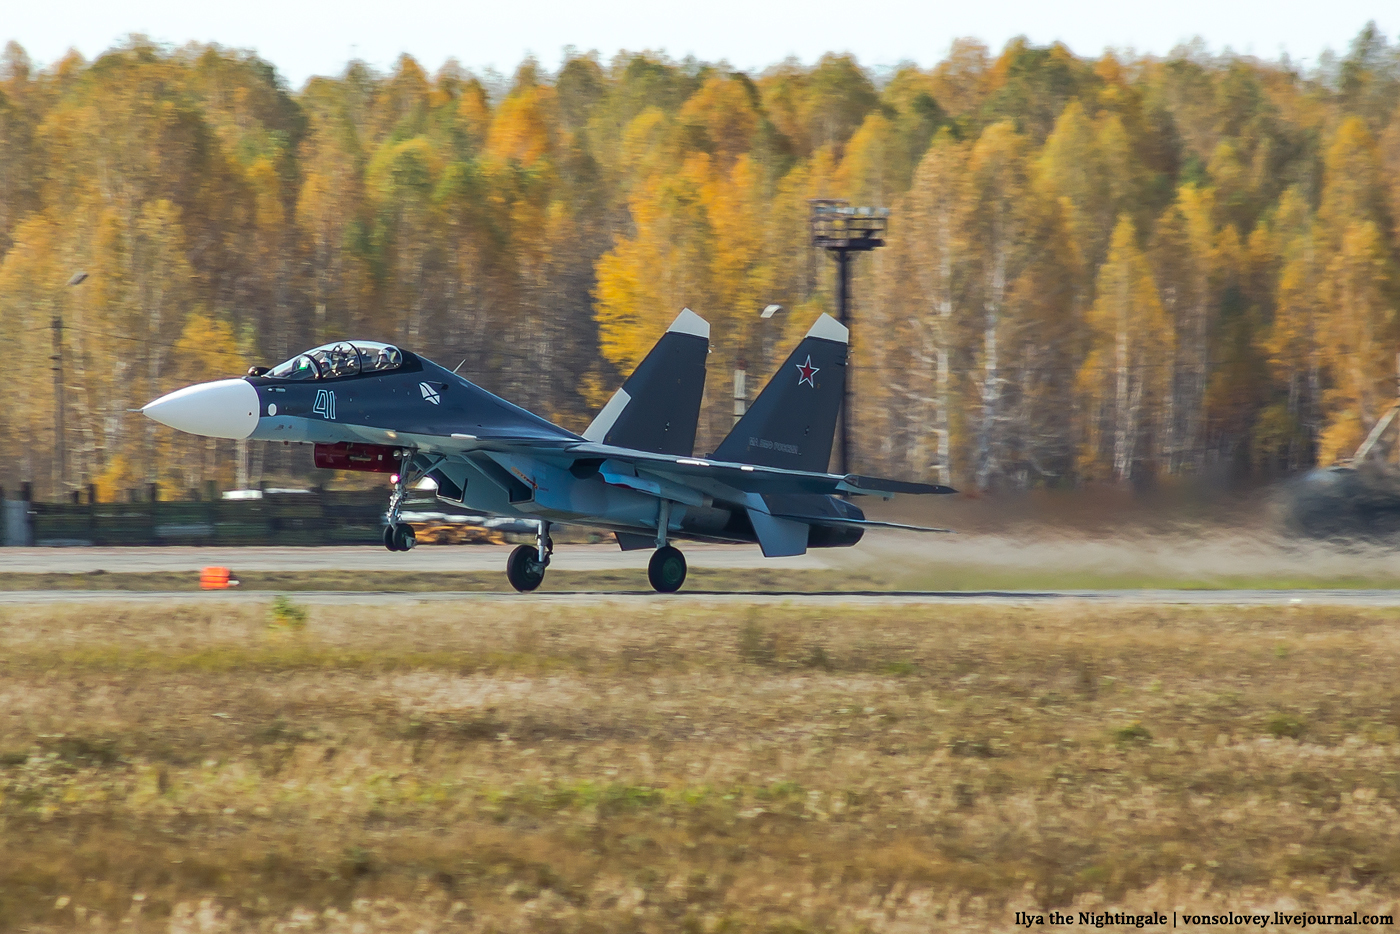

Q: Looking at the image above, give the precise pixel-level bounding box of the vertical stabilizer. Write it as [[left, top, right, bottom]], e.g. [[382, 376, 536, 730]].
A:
[[583, 309, 710, 456], [712, 314, 848, 472]]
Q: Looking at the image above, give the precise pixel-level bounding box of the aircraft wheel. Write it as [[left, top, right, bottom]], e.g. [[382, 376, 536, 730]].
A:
[[647, 545, 687, 593], [392, 523, 416, 552], [383, 524, 398, 551], [506, 544, 547, 592]]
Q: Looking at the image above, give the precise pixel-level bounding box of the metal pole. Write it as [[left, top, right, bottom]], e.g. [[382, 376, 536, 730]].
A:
[[834, 249, 850, 476], [51, 311, 64, 498], [49, 272, 87, 500], [733, 367, 747, 426]]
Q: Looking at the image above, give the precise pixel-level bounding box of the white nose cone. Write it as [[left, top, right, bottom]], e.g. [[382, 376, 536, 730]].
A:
[[142, 379, 260, 440]]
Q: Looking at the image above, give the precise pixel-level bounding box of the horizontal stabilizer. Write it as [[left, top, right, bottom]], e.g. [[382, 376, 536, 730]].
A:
[[775, 516, 955, 534], [838, 475, 958, 496]]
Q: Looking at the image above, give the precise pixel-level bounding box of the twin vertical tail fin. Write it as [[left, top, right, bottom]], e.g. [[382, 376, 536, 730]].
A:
[[583, 308, 709, 456], [584, 308, 848, 471], [712, 314, 848, 473]]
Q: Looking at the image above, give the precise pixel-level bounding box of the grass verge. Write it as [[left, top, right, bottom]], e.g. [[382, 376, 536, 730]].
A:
[[5, 565, 1400, 592]]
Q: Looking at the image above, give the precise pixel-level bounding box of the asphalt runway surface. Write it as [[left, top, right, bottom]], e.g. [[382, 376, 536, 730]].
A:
[[6, 538, 1400, 606], [9, 531, 1400, 580], [3, 589, 1400, 606], [0, 544, 831, 574]]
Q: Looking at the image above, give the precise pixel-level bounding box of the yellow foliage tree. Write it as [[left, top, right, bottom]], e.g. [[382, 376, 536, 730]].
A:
[[1317, 221, 1394, 464], [840, 111, 907, 208], [965, 121, 1029, 488], [676, 75, 759, 169], [0, 214, 61, 491], [1078, 216, 1173, 480], [902, 130, 969, 483], [1313, 116, 1398, 463], [485, 82, 554, 169], [595, 154, 716, 373], [1259, 187, 1322, 467]]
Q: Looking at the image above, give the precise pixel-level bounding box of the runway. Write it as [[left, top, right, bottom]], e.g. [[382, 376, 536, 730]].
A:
[[3, 588, 1400, 606], [6, 536, 1400, 605], [0, 544, 830, 574], [7, 531, 1400, 582]]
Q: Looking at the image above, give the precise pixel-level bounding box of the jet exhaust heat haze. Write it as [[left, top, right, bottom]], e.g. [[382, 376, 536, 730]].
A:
[[142, 311, 954, 592]]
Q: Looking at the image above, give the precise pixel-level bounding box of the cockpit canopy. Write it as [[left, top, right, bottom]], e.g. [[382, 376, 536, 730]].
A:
[[264, 341, 403, 381]]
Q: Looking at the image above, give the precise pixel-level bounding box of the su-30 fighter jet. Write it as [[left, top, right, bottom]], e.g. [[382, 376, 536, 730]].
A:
[[142, 310, 954, 593]]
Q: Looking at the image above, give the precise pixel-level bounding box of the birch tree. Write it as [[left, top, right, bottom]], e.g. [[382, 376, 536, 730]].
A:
[[905, 130, 968, 483], [965, 121, 1029, 489], [1079, 216, 1173, 480]]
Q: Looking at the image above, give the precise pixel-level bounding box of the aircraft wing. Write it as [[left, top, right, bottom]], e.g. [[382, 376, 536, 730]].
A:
[[412, 431, 955, 499], [424, 430, 582, 453], [551, 441, 956, 499]]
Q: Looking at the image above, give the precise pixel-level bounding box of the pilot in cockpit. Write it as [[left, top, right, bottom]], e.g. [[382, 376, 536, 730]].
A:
[[255, 341, 404, 380]]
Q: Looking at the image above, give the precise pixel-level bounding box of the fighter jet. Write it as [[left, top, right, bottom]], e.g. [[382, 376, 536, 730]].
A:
[[142, 309, 954, 592]]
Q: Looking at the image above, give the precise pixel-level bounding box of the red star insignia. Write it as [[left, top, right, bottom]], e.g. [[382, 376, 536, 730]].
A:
[[795, 355, 819, 387]]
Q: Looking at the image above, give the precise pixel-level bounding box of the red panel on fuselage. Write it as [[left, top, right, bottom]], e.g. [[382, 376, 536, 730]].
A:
[[313, 442, 403, 473]]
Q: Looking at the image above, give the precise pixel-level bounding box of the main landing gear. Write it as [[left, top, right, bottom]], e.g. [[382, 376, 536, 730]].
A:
[[645, 499, 687, 593], [501, 520, 688, 594], [647, 545, 687, 593], [507, 521, 553, 592]]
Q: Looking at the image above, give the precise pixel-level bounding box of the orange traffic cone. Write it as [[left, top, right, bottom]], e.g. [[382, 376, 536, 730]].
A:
[[200, 567, 239, 589]]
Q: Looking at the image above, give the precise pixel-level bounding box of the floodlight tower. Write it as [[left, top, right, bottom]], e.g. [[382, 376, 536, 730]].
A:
[[809, 199, 887, 476]]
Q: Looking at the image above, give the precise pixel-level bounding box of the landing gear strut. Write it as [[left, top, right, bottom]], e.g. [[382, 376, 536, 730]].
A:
[[383, 468, 416, 551], [643, 500, 686, 593], [507, 521, 552, 593], [646, 500, 686, 593]]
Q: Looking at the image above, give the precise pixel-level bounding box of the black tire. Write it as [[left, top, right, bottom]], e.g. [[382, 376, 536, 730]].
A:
[[392, 523, 416, 551], [647, 545, 687, 593], [383, 524, 399, 551], [506, 544, 547, 593]]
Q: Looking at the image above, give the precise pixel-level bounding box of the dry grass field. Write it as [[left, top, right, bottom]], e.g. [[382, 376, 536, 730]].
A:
[[4, 597, 1400, 931]]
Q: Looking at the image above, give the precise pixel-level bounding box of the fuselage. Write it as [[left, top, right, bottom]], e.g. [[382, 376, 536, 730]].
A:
[[246, 351, 572, 448]]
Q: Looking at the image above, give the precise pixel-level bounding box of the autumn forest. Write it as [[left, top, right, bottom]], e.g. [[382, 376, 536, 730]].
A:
[[1, 27, 1399, 499]]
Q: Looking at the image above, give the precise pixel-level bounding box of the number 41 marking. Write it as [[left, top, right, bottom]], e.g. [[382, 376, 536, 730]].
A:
[[313, 389, 336, 420]]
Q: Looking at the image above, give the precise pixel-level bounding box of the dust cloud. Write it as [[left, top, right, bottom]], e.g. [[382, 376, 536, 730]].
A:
[[846, 477, 1400, 586]]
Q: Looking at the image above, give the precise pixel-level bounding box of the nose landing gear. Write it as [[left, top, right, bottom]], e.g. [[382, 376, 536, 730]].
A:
[[382, 469, 416, 551], [506, 520, 553, 593], [384, 522, 416, 552]]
